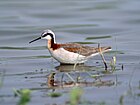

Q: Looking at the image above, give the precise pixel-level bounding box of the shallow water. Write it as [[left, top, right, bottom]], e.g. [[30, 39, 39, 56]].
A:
[[0, 0, 140, 105]]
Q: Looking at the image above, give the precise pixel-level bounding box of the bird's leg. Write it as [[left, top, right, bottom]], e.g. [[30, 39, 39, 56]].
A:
[[65, 72, 76, 83], [98, 43, 108, 71]]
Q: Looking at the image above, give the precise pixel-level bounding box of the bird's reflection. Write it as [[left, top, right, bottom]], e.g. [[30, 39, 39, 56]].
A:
[[55, 64, 95, 72], [47, 64, 115, 88]]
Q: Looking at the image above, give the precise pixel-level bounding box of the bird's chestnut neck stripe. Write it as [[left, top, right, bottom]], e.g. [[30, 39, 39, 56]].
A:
[[45, 33, 57, 50]]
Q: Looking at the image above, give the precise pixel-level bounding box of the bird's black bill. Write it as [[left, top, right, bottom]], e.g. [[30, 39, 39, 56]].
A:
[[29, 37, 41, 43]]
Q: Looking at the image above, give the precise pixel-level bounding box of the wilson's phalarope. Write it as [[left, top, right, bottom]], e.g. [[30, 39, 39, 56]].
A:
[[29, 30, 111, 64]]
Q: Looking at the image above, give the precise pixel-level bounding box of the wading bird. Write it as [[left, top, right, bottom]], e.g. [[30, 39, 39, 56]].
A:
[[29, 30, 111, 64]]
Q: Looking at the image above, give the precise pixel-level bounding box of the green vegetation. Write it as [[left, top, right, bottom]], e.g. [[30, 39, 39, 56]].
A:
[[119, 95, 124, 105], [13, 89, 31, 105], [70, 87, 83, 105], [48, 92, 62, 98]]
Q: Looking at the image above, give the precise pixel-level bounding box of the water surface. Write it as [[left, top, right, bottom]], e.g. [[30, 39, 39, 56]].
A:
[[0, 0, 140, 105]]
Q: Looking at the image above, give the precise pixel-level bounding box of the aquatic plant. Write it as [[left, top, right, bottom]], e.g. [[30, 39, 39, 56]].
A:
[[48, 92, 62, 98], [13, 88, 31, 105], [110, 56, 116, 71], [70, 87, 83, 105]]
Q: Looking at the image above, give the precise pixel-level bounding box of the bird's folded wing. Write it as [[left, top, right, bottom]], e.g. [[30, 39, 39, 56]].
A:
[[59, 43, 111, 56], [61, 43, 98, 56]]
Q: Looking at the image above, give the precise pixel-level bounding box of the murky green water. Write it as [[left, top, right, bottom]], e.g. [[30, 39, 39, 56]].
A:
[[0, 0, 140, 105]]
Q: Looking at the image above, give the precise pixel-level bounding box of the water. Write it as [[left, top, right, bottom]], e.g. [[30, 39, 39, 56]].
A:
[[0, 0, 140, 105]]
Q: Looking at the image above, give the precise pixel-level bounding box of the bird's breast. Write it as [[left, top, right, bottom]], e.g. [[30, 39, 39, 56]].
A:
[[48, 48, 86, 64]]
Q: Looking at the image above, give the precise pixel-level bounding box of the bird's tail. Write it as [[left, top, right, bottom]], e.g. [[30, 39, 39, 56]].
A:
[[99, 46, 112, 53], [88, 46, 111, 58]]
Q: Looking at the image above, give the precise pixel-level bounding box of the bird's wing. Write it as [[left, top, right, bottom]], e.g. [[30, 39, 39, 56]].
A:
[[59, 43, 111, 56]]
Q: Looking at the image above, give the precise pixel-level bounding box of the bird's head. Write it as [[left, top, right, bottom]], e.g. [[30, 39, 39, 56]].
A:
[[29, 29, 56, 43]]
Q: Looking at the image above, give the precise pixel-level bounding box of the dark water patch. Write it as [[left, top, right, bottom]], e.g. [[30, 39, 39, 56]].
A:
[[94, 1, 119, 10], [5, 70, 49, 77], [86, 35, 111, 40], [0, 55, 51, 61], [73, 42, 97, 44], [0, 94, 14, 98], [106, 50, 125, 55], [61, 28, 123, 35], [14, 26, 45, 31], [0, 16, 19, 20], [0, 30, 37, 36], [29, 13, 72, 19], [125, 19, 140, 25], [54, 24, 97, 29], [0, 46, 47, 50]]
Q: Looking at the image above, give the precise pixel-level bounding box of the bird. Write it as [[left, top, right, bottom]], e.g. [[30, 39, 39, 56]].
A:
[[29, 29, 111, 64]]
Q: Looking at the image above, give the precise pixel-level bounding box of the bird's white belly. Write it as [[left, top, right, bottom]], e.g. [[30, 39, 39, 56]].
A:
[[49, 48, 86, 64]]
